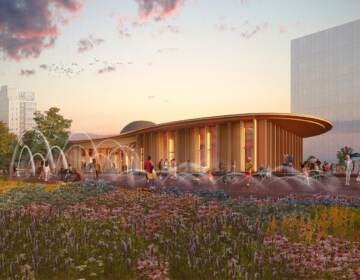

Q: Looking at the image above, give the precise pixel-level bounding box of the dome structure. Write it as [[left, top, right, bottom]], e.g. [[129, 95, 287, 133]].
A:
[[120, 120, 155, 134]]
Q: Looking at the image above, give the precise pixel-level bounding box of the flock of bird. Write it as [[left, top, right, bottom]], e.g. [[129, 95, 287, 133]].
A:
[[18, 47, 177, 77], [35, 58, 135, 77]]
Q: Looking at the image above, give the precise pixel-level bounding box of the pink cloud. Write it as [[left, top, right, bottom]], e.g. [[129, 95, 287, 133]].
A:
[[134, 0, 184, 21], [54, 0, 84, 12], [0, 0, 84, 61]]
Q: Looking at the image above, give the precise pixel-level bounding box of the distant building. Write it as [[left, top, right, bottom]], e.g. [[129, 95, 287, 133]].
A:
[[0, 85, 37, 136], [291, 19, 360, 162]]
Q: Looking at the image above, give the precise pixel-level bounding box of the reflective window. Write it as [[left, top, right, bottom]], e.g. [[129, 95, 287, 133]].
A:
[[291, 20, 360, 161]]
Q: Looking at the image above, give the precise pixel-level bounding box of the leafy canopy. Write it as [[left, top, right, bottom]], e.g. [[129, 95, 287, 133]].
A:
[[22, 107, 72, 156], [337, 146, 353, 166], [0, 121, 17, 170]]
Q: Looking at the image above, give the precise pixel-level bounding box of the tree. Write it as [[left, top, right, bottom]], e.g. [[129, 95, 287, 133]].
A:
[[22, 107, 72, 157], [337, 146, 353, 166], [0, 121, 17, 171]]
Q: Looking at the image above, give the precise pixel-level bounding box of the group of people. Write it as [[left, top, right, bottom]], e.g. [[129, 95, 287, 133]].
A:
[[300, 154, 360, 186], [143, 156, 180, 190], [142, 152, 360, 189]]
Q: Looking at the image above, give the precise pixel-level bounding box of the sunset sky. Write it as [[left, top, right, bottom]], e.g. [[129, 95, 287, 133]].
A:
[[1, 0, 360, 134]]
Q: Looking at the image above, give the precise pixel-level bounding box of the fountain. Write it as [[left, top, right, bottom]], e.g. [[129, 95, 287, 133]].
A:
[[16, 145, 36, 177], [10, 129, 68, 179], [10, 129, 56, 177], [9, 129, 345, 196]]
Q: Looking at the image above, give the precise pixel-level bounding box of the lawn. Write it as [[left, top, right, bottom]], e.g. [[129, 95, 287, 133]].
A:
[[0, 179, 359, 279]]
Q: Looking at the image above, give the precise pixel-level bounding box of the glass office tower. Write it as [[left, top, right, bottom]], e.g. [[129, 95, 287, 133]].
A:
[[291, 19, 360, 162]]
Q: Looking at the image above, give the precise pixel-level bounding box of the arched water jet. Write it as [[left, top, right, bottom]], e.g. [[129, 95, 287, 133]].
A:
[[16, 145, 36, 177], [50, 145, 69, 170], [10, 129, 55, 176], [65, 144, 89, 171], [63, 131, 98, 156], [94, 153, 114, 171], [65, 144, 88, 157], [32, 153, 45, 162], [94, 139, 140, 170]]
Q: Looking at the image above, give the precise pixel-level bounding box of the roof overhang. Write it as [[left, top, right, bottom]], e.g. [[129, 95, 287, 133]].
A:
[[68, 113, 332, 144]]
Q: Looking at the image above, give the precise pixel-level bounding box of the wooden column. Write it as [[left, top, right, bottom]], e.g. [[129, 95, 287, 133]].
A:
[[193, 127, 200, 166], [175, 129, 180, 163], [240, 121, 245, 171], [227, 122, 232, 171], [253, 118, 258, 172], [216, 125, 221, 170]]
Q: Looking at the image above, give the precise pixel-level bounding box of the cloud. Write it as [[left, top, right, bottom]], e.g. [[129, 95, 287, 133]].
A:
[[98, 66, 116, 74], [19, 69, 36, 76], [54, 0, 84, 11], [0, 0, 84, 61], [78, 35, 105, 53], [135, 0, 184, 21]]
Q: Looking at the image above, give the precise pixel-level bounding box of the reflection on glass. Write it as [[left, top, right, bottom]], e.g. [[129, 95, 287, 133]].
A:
[[291, 19, 360, 161]]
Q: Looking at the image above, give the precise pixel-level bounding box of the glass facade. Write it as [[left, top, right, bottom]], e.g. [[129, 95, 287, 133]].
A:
[[291, 19, 360, 162], [0, 86, 36, 136]]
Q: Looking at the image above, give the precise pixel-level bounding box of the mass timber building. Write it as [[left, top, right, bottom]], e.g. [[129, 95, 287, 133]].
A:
[[66, 113, 332, 172]]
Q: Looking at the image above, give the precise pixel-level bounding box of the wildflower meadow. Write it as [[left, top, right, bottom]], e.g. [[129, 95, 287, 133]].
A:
[[0, 178, 359, 279]]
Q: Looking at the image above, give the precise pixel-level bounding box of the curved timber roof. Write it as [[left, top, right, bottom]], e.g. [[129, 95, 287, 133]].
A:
[[119, 113, 332, 138], [69, 113, 332, 144]]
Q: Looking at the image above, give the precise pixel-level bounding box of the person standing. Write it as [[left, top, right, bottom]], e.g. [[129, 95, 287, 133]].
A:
[[301, 163, 310, 186], [43, 161, 51, 182], [37, 160, 44, 180], [147, 165, 157, 190], [163, 158, 169, 171], [144, 156, 153, 182], [158, 158, 163, 171], [287, 154, 294, 170], [282, 154, 289, 169], [345, 154, 353, 186], [169, 158, 177, 178], [322, 161, 330, 174], [356, 170, 360, 184], [231, 160, 236, 174], [93, 158, 101, 180], [144, 156, 153, 173]]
